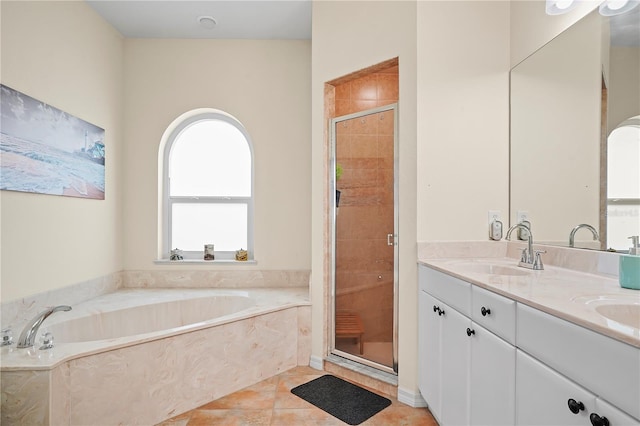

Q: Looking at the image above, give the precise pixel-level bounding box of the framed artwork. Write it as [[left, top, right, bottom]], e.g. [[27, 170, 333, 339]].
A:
[[0, 84, 105, 199]]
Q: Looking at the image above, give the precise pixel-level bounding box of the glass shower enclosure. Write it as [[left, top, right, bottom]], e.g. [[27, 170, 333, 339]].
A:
[[330, 104, 398, 374]]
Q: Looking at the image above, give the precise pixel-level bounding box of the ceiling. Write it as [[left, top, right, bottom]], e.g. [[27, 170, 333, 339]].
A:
[[87, 1, 637, 45], [610, 7, 640, 47], [86, 1, 312, 40]]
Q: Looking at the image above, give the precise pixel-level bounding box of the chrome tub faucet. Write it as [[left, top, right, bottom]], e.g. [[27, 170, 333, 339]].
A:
[[17, 305, 71, 348], [506, 223, 545, 270], [569, 224, 599, 248]]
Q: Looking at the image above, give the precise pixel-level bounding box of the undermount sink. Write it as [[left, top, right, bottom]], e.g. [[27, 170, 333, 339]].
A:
[[572, 294, 640, 329], [455, 263, 531, 276], [595, 304, 640, 329]]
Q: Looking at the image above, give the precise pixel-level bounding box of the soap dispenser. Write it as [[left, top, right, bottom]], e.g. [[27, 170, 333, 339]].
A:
[[619, 236, 640, 290]]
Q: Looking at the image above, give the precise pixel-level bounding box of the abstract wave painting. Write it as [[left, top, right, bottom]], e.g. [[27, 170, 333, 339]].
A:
[[0, 84, 105, 199]]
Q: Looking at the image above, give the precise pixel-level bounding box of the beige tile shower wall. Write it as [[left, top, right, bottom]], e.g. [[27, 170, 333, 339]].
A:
[[333, 69, 397, 343]]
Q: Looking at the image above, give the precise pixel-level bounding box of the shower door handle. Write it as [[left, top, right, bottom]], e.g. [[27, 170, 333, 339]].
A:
[[387, 234, 397, 246]]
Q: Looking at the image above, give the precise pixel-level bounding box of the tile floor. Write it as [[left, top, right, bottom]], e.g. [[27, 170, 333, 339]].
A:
[[158, 366, 439, 425]]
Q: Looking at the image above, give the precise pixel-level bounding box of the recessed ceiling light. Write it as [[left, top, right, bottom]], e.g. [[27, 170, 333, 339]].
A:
[[545, 0, 578, 15], [599, 0, 640, 16], [198, 16, 217, 30]]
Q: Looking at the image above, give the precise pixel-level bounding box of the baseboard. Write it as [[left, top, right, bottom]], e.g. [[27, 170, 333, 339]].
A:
[[397, 386, 428, 408], [309, 355, 324, 371]]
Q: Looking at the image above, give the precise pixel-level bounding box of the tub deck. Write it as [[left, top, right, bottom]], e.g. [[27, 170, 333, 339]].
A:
[[1, 287, 311, 425], [0, 287, 309, 371]]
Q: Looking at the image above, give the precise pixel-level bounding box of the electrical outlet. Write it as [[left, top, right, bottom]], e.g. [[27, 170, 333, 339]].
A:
[[488, 210, 501, 225], [516, 210, 531, 240], [516, 210, 529, 224], [488, 210, 503, 241]]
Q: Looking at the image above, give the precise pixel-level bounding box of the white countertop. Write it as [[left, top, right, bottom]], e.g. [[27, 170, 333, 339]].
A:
[[419, 256, 640, 348]]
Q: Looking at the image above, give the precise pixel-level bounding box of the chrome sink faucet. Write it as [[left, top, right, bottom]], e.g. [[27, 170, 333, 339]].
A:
[[506, 223, 545, 270], [569, 224, 599, 248], [17, 305, 71, 348]]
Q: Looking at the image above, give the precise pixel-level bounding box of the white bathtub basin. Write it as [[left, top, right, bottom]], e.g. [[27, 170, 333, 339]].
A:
[[46, 294, 254, 343]]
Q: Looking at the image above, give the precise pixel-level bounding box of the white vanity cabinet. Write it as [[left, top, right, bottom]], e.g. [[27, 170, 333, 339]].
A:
[[418, 269, 471, 425], [418, 265, 516, 426], [516, 350, 639, 426], [418, 263, 640, 426], [469, 321, 516, 425], [418, 290, 442, 416], [517, 303, 640, 425], [516, 349, 596, 425]]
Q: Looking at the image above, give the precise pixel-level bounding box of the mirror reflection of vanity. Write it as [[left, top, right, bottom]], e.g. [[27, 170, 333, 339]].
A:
[[510, 7, 639, 251]]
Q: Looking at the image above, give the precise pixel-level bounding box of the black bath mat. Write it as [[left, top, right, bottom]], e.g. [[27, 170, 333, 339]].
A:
[[291, 374, 391, 425]]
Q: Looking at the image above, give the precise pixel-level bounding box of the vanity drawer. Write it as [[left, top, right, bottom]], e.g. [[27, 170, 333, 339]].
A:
[[517, 303, 640, 420], [472, 286, 516, 344], [420, 265, 470, 316]]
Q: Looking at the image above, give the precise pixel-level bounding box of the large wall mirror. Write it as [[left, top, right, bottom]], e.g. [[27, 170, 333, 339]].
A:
[[510, 7, 639, 251]]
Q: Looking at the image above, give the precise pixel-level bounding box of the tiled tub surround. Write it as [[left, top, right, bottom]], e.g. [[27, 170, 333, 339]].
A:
[[418, 241, 640, 347], [1, 271, 311, 426]]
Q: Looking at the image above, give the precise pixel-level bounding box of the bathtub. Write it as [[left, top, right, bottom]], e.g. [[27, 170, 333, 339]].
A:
[[1, 287, 311, 425]]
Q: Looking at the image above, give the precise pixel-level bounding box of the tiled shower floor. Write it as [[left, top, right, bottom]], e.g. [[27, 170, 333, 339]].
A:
[[158, 366, 439, 425]]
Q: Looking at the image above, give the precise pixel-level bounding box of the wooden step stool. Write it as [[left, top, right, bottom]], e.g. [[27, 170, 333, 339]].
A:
[[335, 311, 365, 354]]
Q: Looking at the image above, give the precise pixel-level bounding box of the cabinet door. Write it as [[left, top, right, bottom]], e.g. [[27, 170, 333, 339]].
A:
[[470, 322, 515, 425], [441, 302, 471, 426], [593, 398, 640, 426], [516, 350, 595, 425], [419, 291, 442, 419]]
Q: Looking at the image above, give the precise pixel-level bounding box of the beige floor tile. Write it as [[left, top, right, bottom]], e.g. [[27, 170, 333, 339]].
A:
[[276, 374, 325, 392], [270, 408, 346, 425], [199, 388, 276, 410], [158, 367, 439, 426], [187, 409, 272, 426]]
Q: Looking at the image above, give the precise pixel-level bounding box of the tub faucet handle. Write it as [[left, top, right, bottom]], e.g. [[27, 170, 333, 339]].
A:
[[39, 332, 54, 350], [1, 328, 14, 346]]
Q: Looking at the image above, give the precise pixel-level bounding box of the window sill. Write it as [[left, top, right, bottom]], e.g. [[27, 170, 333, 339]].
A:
[[154, 259, 257, 265]]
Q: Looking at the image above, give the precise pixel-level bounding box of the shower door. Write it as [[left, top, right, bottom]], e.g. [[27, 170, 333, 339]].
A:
[[330, 104, 398, 373]]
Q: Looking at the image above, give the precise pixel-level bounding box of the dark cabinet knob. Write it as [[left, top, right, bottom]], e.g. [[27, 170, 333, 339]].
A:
[[438, 308, 445, 316], [567, 398, 584, 414], [481, 306, 491, 316], [433, 305, 438, 313], [466, 328, 475, 336], [590, 413, 609, 426]]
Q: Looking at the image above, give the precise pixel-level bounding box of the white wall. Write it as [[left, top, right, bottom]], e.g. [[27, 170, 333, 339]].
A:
[[311, 0, 418, 393], [416, 1, 510, 243], [0, 1, 124, 302], [510, 0, 600, 68], [122, 39, 311, 271]]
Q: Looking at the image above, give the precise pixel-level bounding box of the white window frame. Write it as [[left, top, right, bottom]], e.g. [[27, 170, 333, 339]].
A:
[[159, 109, 254, 261]]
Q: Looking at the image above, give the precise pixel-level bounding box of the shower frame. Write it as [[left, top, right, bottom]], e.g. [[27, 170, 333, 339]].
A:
[[329, 103, 399, 374]]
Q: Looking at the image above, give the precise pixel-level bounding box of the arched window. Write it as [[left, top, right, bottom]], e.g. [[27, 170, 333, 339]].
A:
[[607, 115, 640, 250], [160, 109, 253, 261]]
